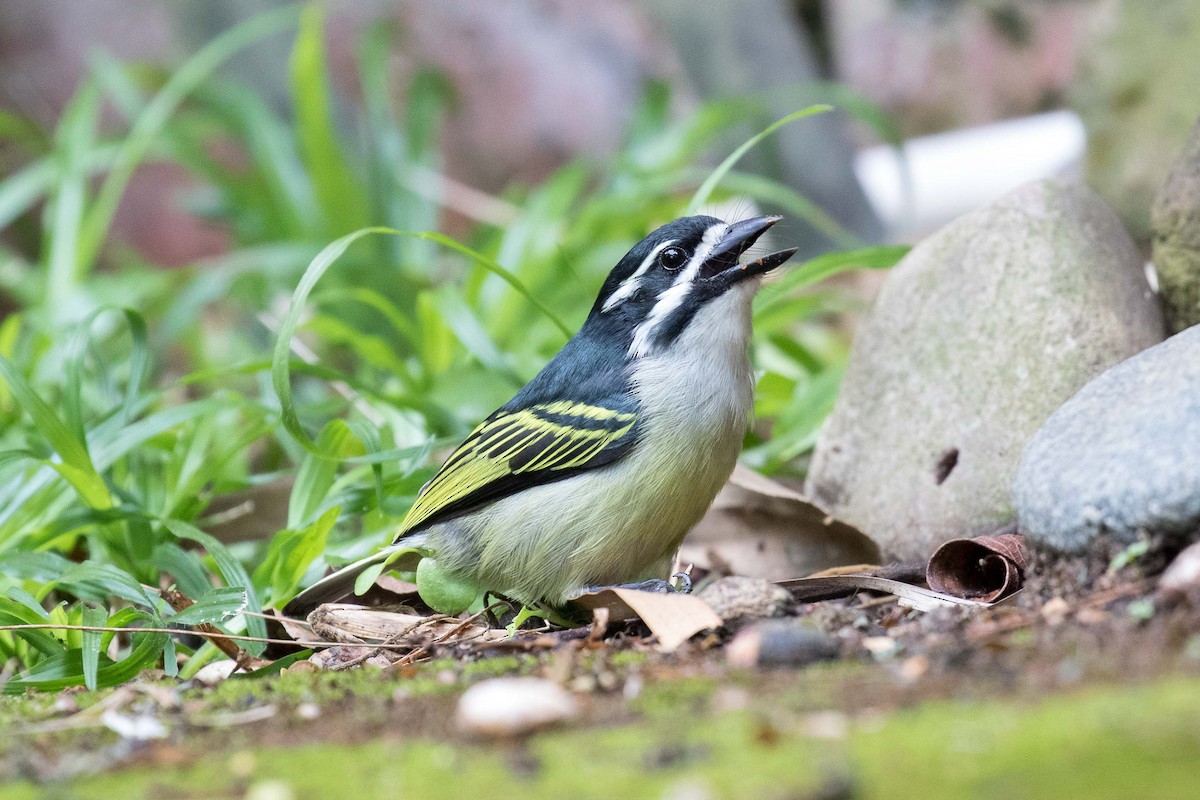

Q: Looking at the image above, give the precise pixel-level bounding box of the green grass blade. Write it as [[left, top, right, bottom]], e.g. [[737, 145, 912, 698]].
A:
[[80, 604, 106, 691], [754, 245, 908, 321], [44, 78, 101, 307], [290, 5, 367, 236], [0, 353, 111, 509], [3, 627, 168, 694], [0, 598, 66, 658], [64, 307, 150, 443], [77, 5, 299, 273], [289, 420, 361, 527], [254, 506, 338, 607], [687, 105, 832, 214], [273, 227, 567, 454]]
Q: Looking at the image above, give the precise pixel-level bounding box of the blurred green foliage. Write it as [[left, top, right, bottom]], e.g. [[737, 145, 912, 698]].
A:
[[0, 6, 903, 690]]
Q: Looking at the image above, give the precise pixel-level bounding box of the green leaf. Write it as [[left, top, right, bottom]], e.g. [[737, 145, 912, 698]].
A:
[[254, 506, 339, 607], [272, 227, 567, 456], [160, 519, 266, 652], [45, 76, 101, 305], [352, 545, 426, 596], [81, 604, 106, 691], [64, 307, 151, 440], [0, 552, 76, 584], [751, 367, 845, 473], [235, 649, 315, 679], [4, 587, 50, 619], [0, 597, 66, 658], [170, 586, 248, 626], [57, 562, 156, 608], [3, 626, 167, 694], [150, 544, 213, 601], [289, 420, 362, 528], [0, 353, 112, 509]]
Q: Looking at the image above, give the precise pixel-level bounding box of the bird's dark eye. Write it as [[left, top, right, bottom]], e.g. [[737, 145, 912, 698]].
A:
[[658, 246, 687, 271]]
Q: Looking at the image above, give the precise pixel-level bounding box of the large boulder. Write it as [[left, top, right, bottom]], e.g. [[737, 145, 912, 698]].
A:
[[1014, 325, 1200, 552], [806, 180, 1165, 561], [1151, 115, 1200, 334], [1071, 0, 1200, 241]]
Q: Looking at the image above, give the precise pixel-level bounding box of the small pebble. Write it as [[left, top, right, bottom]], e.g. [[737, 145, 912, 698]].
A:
[[456, 678, 579, 737], [726, 621, 840, 668], [861, 636, 898, 657], [798, 711, 849, 740], [192, 660, 237, 686], [1040, 596, 1071, 625], [295, 702, 321, 720], [100, 710, 168, 741], [898, 655, 929, 682], [245, 780, 295, 800]]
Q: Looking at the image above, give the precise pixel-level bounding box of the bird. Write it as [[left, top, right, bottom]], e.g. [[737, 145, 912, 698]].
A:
[[285, 214, 797, 617]]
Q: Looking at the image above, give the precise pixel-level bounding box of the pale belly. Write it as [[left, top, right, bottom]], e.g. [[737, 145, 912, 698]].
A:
[[422, 402, 746, 604]]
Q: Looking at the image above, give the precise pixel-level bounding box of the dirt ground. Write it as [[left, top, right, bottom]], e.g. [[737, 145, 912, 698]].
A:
[[3, 540, 1200, 799]]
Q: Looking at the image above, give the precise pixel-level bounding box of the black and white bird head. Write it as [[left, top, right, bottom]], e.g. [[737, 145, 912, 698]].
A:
[[586, 215, 797, 359]]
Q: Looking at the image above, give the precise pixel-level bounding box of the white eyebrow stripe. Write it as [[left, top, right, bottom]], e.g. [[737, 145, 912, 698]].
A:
[[602, 239, 675, 312], [628, 222, 727, 357]]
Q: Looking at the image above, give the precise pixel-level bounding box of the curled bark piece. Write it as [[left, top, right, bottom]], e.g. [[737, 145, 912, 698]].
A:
[[926, 531, 1028, 602]]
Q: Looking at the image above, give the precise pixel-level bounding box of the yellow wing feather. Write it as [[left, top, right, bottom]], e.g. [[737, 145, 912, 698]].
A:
[[398, 401, 637, 535]]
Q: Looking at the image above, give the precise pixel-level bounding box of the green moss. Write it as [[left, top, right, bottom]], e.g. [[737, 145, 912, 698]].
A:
[[852, 678, 1200, 800], [7, 677, 1198, 800], [608, 651, 648, 668], [633, 676, 721, 717], [460, 655, 537, 680]]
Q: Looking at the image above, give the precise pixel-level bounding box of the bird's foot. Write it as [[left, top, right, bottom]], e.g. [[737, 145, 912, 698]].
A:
[[582, 573, 692, 595]]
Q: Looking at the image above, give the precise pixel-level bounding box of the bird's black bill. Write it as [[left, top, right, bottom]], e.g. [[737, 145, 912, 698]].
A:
[[700, 215, 797, 287]]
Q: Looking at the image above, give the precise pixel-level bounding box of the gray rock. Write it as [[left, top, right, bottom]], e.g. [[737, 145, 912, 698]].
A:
[[1152, 115, 1200, 333], [806, 180, 1165, 561], [1071, 0, 1200, 240], [1014, 325, 1200, 551]]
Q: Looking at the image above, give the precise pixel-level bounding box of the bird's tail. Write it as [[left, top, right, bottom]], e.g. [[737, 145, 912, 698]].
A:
[[283, 545, 418, 618]]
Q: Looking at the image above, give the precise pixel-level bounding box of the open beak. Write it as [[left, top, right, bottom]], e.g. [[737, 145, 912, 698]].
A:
[[700, 215, 798, 287]]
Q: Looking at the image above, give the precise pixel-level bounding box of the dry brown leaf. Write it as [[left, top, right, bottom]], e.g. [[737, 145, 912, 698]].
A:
[[568, 588, 723, 651], [680, 464, 880, 580], [925, 532, 1028, 602]]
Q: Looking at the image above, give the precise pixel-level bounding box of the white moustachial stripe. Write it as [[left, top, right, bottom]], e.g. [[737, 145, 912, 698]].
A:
[[628, 221, 728, 358]]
